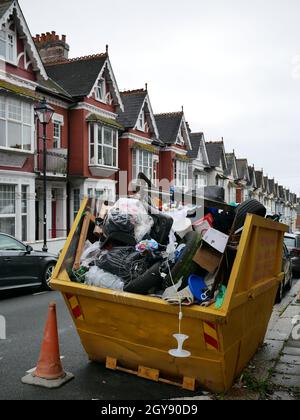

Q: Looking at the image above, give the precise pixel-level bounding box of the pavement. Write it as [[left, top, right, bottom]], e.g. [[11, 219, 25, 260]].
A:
[[0, 279, 299, 401], [221, 278, 300, 400]]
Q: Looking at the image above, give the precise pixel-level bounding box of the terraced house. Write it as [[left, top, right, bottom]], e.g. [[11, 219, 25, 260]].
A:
[[0, 0, 298, 252]]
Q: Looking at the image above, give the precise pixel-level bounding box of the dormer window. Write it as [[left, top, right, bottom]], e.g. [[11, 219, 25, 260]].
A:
[[0, 24, 17, 64], [96, 78, 106, 102]]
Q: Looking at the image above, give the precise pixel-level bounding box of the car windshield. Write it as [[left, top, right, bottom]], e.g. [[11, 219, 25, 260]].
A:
[[284, 237, 296, 248], [0, 235, 26, 251]]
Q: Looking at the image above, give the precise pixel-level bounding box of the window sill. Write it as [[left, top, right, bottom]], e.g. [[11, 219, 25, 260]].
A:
[[0, 58, 18, 67], [0, 147, 34, 155], [89, 164, 119, 177]]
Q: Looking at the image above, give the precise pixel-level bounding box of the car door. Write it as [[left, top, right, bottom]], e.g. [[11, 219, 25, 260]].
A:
[[0, 234, 40, 289]]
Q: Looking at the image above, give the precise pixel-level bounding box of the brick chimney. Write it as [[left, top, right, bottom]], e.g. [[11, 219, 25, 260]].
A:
[[33, 32, 69, 64]]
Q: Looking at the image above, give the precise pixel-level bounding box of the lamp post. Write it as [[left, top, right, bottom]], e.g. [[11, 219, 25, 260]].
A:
[[35, 98, 55, 252]]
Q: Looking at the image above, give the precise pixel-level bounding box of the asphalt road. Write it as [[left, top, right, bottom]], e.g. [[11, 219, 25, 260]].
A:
[[0, 289, 203, 401]]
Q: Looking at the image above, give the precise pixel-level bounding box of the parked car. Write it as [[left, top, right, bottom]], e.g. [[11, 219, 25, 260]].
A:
[[284, 233, 300, 275], [276, 243, 293, 303], [0, 233, 57, 292]]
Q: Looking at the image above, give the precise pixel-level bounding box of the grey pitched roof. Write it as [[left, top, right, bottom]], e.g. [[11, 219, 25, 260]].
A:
[[0, 1, 13, 18], [248, 166, 256, 187], [268, 179, 275, 195], [225, 153, 237, 177], [278, 185, 284, 199], [263, 176, 269, 193], [46, 54, 107, 98], [188, 133, 204, 159], [117, 90, 147, 128], [255, 171, 263, 188], [37, 77, 73, 100], [236, 159, 249, 180], [155, 112, 183, 144], [205, 142, 225, 168]]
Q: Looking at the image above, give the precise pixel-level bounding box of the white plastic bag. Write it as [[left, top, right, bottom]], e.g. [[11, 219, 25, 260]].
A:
[[85, 266, 124, 291]]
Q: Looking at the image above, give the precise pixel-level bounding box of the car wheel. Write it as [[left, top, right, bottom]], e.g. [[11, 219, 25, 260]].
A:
[[43, 263, 56, 291], [233, 199, 267, 232], [275, 280, 284, 304]]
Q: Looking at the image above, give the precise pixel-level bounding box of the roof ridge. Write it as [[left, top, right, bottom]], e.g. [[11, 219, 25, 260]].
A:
[[190, 132, 204, 136], [45, 52, 108, 67], [121, 88, 146, 95], [206, 141, 224, 145], [155, 111, 183, 118]]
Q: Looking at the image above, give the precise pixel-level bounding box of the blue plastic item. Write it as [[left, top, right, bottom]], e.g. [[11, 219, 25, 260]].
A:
[[188, 275, 208, 302]]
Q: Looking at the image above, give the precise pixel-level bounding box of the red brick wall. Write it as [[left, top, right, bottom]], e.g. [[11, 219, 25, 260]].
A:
[[159, 151, 175, 184]]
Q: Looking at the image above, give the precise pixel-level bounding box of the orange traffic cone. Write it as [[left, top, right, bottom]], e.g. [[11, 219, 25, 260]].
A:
[[22, 302, 74, 389]]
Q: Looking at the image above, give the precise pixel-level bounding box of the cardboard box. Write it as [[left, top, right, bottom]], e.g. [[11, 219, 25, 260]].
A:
[[193, 244, 223, 273], [203, 228, 229, 254]]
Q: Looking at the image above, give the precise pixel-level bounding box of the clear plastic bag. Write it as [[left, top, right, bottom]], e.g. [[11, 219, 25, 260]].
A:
[[85, 266, 124, 291], [109, 198, 154, 242], [80, 241, 101, 267]]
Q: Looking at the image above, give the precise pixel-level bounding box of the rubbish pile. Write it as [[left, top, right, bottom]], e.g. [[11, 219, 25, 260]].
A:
[[70, 192, 267, 310]]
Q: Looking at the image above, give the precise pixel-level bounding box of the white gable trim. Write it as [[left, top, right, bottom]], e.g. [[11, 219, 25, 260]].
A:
[[73, 102, 118, 119], [220, 145, 228, 171], [175, 115, 192, 150], [0, 1, 48, 80], [134, 94, 160, 139], [196, 134, 209, 165], [88, 58, 124, 112]]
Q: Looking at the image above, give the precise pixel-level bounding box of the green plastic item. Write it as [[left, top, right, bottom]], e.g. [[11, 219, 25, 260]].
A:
[[72, 266, 89, 283], [215, 285, 227, 309]]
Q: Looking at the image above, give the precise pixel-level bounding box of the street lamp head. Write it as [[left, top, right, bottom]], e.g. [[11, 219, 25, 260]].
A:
[[35, 97, 55, 125]]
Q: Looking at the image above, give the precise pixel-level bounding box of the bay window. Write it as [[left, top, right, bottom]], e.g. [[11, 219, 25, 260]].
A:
[[132, 149, 157, 183], [0, 25, 16, 64], [0, 96, 34, 152], [195, 173, 207, 188], [175, 160, 189, 188], [89, 124, 118, 168]]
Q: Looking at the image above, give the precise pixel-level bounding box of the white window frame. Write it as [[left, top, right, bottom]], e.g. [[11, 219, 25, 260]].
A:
[[0, 23, 17, 65], [0, 184, 16, 237], [175, 160, 189, 188], [176, 126, 185, 146], [53, 120, 62, 149], [132, 148, 157, 182], [89, 124, 118, 168], [95, 78, 106, 102], [0, 96, 34, 153]]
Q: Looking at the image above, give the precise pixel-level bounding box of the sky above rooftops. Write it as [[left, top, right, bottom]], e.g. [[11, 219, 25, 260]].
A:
[[21, 0, 300, 194]]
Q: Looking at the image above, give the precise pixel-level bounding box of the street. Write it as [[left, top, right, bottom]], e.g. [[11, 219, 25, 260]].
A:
[[0, 280, 299, 401]]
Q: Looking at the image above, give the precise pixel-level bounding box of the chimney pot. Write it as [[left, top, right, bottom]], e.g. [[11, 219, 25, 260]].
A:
[[62, 35, 66, 43]]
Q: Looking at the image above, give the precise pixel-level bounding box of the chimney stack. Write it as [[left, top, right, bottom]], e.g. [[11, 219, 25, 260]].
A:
[[33, 31, 70, 65]]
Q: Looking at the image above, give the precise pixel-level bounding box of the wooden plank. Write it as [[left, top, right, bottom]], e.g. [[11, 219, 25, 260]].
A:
[[138, 366, 160, 382], [182, 377, 196, 391], [73, 212, 91, 271]]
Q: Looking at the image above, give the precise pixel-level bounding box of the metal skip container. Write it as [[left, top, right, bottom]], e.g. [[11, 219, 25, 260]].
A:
[[51, 198, 288, 393]]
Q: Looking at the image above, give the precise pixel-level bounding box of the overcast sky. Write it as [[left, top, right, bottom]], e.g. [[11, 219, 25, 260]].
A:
[[21, 0, 300, 194]]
